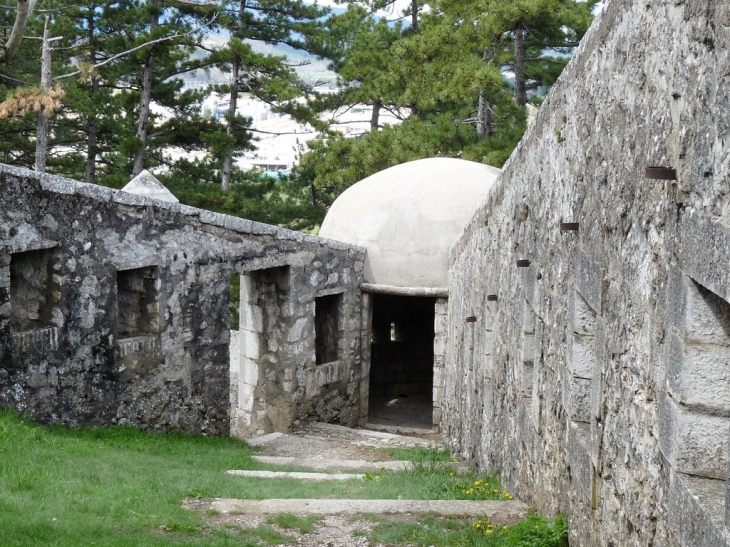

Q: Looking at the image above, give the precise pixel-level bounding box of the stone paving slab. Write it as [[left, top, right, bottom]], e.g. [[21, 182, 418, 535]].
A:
[[184, 498, 529, 525], [227, 470, 365, 481], [293, 422, 441, 449], [252, 455, 411, 472], [363, 422, 437, 436], [247, 432, 286, 447]]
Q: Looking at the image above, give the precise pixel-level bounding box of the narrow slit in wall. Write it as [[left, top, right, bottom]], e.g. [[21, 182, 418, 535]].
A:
[[315, 293, 342, 365]]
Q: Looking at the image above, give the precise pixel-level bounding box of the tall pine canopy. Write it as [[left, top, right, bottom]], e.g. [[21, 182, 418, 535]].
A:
[[0, 0, 595, 230]]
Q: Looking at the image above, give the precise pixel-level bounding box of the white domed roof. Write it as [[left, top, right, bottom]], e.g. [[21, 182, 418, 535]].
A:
[[319, 158, 500, 290]]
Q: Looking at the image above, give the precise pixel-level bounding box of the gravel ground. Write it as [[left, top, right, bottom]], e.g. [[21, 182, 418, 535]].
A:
[[210, 513, 385, 547], [198, 422, 449, 546]]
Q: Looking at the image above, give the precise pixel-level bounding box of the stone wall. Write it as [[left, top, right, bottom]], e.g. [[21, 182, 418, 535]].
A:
[[0, 165, 365, 436], [444, 0, 730, 545]]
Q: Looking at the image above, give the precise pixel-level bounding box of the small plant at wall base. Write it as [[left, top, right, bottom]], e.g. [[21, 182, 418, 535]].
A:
[[366, 511, 568, 547]]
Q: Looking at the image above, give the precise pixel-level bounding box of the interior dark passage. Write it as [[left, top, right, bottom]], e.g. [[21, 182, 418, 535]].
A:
[[368, 294, 435, 429]]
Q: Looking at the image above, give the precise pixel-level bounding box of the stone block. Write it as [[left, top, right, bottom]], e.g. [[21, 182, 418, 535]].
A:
[[679, 211, 730, 305], [40, 174, 75, 194], [522, 332, 536, 364], [178, 204, 201, 217], [590, 363, 603, 423], [667, 470, 726, 546], [74, 182, 113, 202], [684, 279, 730, 345], [241, 330, 261, 360], [660, 395, 729, 479], [666, 266, 687, 333], [563, 375, 591, 424], [199, 210, 226, 227], [572, 247, 602, 314], [112, 190, 147, 206], [250, 222, 277, 236], [276, 229, 305, 243], [568, 333, 595, 379], [571, 290, 597, 335], [523, 304, 536, 333], [240, 305, 263, 334], [224, 215, 254, 233], [433, 334, 447, 358], [522, 363, 534, 397], [567, 421, 592, 507], [238, 382, 255, 413], [669, 344, 730, 413]]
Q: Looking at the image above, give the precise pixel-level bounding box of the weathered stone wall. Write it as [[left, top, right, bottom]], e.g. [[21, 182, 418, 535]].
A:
[[0, 165, 365, 436], [444, 1, 730, 545]]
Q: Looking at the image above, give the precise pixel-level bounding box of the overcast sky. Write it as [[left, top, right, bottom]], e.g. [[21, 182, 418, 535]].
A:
[[310, 0, 416, 19]]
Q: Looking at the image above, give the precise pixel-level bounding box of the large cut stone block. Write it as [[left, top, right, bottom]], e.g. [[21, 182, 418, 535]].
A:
[[568, 332, 595, 379], [660, 395, 729, 479], [563, 375, 591, 424]]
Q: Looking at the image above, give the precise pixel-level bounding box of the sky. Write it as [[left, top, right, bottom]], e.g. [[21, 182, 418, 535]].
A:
[[308, 0, 416, 20]]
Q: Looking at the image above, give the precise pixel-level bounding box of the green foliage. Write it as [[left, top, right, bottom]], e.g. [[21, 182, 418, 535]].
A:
[[0, 0, 594, 228], [230, 273, 241, 330], [295, 0, 595, 194], [157, 164, 327, 231]]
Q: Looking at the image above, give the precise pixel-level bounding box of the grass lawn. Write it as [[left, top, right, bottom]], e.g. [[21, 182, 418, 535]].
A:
[[0, 411, 566, 546]]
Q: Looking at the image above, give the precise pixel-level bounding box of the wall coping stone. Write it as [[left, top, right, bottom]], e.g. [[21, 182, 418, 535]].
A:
[[0, 163, 365, 256]]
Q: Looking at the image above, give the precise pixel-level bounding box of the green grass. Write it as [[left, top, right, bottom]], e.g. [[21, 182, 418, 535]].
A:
[[0, 411, 566, 546], [367, 511, 568, 547], [265, 513, 322, 534]]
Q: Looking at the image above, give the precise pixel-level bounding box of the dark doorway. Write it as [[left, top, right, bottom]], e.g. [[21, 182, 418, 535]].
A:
[[368, 294, 435, 430]]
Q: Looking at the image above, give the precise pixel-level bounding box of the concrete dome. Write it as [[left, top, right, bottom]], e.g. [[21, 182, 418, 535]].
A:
[[319, 158, 500, 290]]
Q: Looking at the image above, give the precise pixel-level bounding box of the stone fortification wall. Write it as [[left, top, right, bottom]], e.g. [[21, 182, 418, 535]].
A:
[[444, 0, 730, 545], [0, 165, 365, 436]]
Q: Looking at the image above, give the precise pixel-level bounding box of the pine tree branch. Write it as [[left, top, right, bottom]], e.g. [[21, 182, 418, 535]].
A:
[[54, 13, 218, 81]]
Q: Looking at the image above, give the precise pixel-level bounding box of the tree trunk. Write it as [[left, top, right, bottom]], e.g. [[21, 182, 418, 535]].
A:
[[514, 27, 527, 107], [476, 92, 493, 139], [221, 0, 247, 191], [221, 56, 240, 191], [1, 0, 38, 64], [476, 47, 493, 139], [85, 10, 99, 184], [132, 8, 159, 177], [370, 101, 381, 130], [410, 0, 419, 33], [34, 17, 51, 173]]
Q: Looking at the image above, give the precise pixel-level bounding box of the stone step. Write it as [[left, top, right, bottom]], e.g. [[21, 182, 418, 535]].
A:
[[294, 422, 440, 448], [363, 422, 437, 436], [252, 455, 410, 473], [226, 470, 364, 481], [184, 498, 529, 525]]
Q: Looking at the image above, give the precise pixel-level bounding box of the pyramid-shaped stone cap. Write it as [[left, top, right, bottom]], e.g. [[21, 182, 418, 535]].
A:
[[121, 170, 179, 203]]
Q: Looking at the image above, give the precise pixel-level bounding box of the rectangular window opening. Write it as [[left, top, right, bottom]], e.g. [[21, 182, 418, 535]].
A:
[[315, 293, 341, 365], [117, 266, 159, 339], [9, 248, 56, 331]]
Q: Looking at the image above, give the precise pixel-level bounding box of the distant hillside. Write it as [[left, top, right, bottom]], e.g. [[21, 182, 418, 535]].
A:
[[194, 32, 336, 86]]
